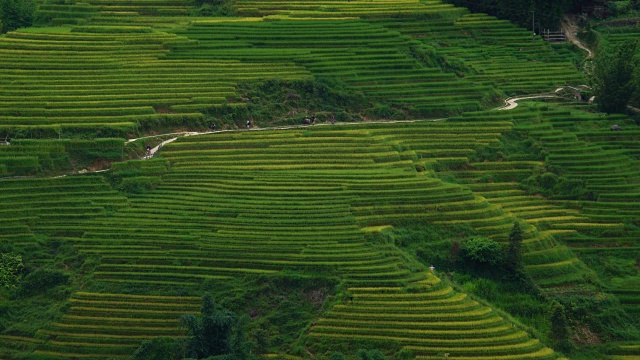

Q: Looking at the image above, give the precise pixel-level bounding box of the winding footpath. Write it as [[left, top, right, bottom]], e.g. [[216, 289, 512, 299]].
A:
[[71, 26, 602, 166]]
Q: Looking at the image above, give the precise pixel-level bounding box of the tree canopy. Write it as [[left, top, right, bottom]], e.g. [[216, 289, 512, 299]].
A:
[[591, 40, 640, 113], [0, 0, 35, 33], [444, 0, 584, 30]]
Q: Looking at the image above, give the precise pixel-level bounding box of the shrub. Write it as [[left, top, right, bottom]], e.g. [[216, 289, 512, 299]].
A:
[[132, 337, 186, 360], [120, 176, 162, 194], [357, 349, 387, 360], [15, 268, 69, 298], [459, 236, 504, 267], [0, 253, 23, 290]]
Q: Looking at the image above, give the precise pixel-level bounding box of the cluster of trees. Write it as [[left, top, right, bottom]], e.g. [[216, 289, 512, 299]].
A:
[[132, 293, 252, 360], [0, 0, 35, 33], [444, 0, 586, 30], [592, 40, 640, 113], [456, 222, 526, 276]]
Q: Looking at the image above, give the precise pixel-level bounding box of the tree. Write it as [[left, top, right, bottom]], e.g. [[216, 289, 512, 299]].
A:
[[180, 293, 239, 359], [444, 0, 575, 30], [592, 40, 640, 113], [506, 222, 524, 272], [460, 237, 504, 267], [0, 0, 36, 33], [132, 294, 253, 360], [549, 302, 573, 352]]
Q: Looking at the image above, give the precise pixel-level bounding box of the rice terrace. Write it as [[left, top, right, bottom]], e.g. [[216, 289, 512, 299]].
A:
[[0, 0, 639, 359]]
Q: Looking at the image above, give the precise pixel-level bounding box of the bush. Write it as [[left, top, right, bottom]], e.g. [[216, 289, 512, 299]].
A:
[[15, 268, 69, 298], [132, 337, 186, 360], [120, 176, 162, 194], [459, 236, 504, 267], [0, 253, 23, 290], [524, 172, 594, 200]]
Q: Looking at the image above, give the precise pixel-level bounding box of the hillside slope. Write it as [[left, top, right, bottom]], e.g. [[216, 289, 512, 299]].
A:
[[1, 0, 639, 359]]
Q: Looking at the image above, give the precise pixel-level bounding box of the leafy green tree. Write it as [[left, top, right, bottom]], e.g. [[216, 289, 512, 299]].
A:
[[0, 0, 36, 33], [549, 302, 573, 352], [131, 294, 253, 360], [229, 315, 252, 360], [506, 222, 524, 272], [460, 237, 504, 266], [0, 252, 23, 290], [181, 293, 238, 358], [592, 40, 640, 113]]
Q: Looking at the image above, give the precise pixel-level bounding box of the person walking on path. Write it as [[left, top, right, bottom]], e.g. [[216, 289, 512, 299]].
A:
[[246, 120, 251, 129]]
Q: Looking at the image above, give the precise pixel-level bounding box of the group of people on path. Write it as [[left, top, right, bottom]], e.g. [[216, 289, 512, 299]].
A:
[[302, 114, 335, 125], [210, 114, 337, 130]]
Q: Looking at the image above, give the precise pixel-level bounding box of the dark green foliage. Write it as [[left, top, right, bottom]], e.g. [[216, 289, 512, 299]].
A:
[[190, 0, 237, 16], [549, 302, 572, 352], [179, 293, 255, 359], [506, 222, 524, 272], [107, 158, 169, 194], [15, 268, 69, 298], [471, 130, 546, 163], [220, 273, 338, 354], [357, 349, 387, 360], [0, 253, 23, 290], [0, 0, 35, 33], [372, 224, 475, 271], [119, 176, 162, 194], [592, 40, 639, 113], [444, 0, 576, 30], [132, 294, 253, 360], [558, 293, 640, 342], [132, 337, 186, 360], [210, 79, 369, 127], [330, 352, 346, 360], [181, 293, 237, 358], [523, 172, 595, 200], [459, 236, 505, 267]]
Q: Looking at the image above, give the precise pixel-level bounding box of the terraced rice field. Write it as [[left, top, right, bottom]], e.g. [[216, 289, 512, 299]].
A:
[[0, 118, 572, 359], [2, 113, 639, 358], [0, 0, 585, 137], [1, 0, 638, 359], [0, 26, 309, 136], [374, 13, 585, 96], [3, 122, 555, 359]]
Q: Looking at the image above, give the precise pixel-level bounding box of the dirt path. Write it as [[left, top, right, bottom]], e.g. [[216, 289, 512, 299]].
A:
[[562, 16, 593, 59], [137, 118, 445, 159], [494, 93, 559, 111]]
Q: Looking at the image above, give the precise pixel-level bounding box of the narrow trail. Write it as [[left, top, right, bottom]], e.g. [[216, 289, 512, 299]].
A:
[[494, 92, 559, 111], [54, 31, 599, 172], [134, 118, 445, 159], [562, 16, 593, 59]]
